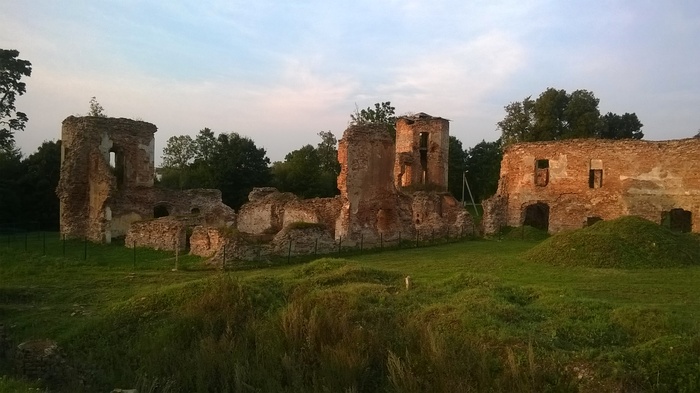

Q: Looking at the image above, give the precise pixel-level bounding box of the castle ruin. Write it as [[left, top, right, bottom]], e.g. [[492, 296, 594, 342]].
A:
[[57, 116, 236, 246], [57, 113, 472, 261], [481, 138, 700, 234]]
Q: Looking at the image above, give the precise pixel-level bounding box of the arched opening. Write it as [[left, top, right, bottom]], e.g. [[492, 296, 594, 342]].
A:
[[523, 202, 549, 231], [154, 204, 170, 218], [190, 207, 201, 215], [663, 208, 692, 233]]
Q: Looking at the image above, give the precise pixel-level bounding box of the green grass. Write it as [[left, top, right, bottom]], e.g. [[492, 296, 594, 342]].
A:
[[1, 229, 700, 392], [525, 216, 700, 268]]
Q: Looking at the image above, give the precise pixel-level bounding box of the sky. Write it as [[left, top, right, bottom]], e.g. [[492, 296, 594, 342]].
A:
[[2, 0, 699, 163]]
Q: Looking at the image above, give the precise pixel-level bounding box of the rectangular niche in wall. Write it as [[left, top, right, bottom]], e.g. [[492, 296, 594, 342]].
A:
[[535, 159, 549, 187], [589, 159, 603, 189]]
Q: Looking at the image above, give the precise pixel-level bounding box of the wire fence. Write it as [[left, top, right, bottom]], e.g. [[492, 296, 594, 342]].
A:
[[0, 225, 477, 271]]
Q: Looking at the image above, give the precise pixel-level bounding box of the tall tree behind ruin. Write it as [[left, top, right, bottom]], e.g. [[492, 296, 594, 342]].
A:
[[498, 88, 643, 145], [0, 141, 61, 229], [464, 139, 502, 202], [447, 136, 467, 200], [160, 129, 271, 208], [350, 101, 397, 138], [0, 49, 32, 151], [271, 131, 340, 198]]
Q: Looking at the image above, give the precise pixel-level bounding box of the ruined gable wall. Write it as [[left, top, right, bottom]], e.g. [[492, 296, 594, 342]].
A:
[[483, 138, 700, 233], [394, 116, 450, 190]]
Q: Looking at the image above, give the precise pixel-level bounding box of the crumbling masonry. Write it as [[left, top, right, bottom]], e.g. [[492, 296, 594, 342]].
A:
[[481, 138, 700, 234], [57, 113, 472, 261], [57, 116, 236, 248]]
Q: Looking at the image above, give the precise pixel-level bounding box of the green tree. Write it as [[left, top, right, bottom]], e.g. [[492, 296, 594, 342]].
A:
[[193, 127, 217, 163], [211, 132, 271, 209], [350, 101, 396, 138], [88, 96, 106, 117], [19, 140, 61, 229], [271, 132, 340, 198], [498, 97, 534, 145], [447, 136, 467, 199], [464, 139, 502, 202], [497, 87, 642, 144], [600, 112, 644, 139], [316, 130, 339, 177], [161, 135, 195, 189], [272, 145, 324, 198], [0, 144, 23, 224], [564, 89, 601, 138], [531, 88, 569, 141], [0, 49, 32, 151]]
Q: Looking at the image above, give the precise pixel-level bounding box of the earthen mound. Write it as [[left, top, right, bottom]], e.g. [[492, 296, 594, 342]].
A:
[[524, 216, 700, 268]]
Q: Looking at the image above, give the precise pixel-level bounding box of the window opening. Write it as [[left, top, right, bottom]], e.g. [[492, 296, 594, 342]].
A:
[[663, 208, 692, 233], [523, 202, 549, 231], [109, 148, 125, 187], [419, 132, 429, 184], [419, 132, 429, 149], [589, 159, 603, 188], [535, 159, 549, 187], [191, 207, 201, 215], [589, 169, 603, 188]]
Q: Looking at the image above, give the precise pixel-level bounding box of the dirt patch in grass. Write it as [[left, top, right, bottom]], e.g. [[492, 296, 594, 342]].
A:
[[524, 216, 700, 268]]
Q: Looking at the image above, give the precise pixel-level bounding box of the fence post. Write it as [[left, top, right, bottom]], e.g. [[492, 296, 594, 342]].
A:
[[222, 245, 226, 271], [380, 233, 383, 249], [287, 238, 292, 263], [415, 230, 419, 248], [133, 240, 136, 270], [62, 234, 66, 257], [174, 239, 179, 271], [398, 232, 401, 249], [432, 229, 435, 243], [360, 233, 363, 252], [338, 236, 342, 254], [314, 238, 318, 255], [42, 232, 46, 255], [83, 237, 87, 260], [24, 231, 28, 251]]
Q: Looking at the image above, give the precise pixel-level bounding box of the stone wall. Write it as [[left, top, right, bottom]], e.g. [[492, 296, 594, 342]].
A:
[[236, 189, 341, 236], [482, 138, 700, 234], [14, 339, 73, 388], [394, 113, 450, 191], [124, 217, 187, 251]]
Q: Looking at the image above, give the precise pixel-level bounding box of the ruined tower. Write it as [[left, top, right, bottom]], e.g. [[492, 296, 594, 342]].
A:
[[57, 116, 236, 245], [57, 116, 157, 242], [394, 113, 450, 191]]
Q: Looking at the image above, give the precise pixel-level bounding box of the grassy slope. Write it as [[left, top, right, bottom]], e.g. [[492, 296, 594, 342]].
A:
[[1, 233, 700, 392]]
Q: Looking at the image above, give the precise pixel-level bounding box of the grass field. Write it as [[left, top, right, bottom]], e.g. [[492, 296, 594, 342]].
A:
[[1, 228, 700, 392]]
